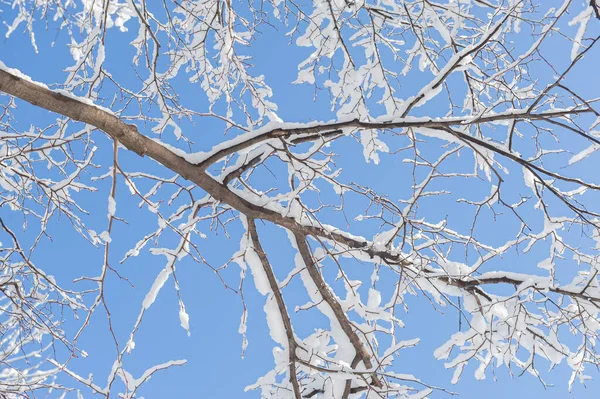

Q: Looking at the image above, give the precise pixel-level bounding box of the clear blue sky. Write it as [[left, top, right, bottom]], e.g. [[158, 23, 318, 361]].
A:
[[1, 2, 599, 398]]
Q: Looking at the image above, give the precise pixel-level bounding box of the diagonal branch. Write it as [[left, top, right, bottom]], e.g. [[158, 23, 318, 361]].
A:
[[0, 65, 415, 270], [293, 232, 383, 389], [247, 218, 302, 399]]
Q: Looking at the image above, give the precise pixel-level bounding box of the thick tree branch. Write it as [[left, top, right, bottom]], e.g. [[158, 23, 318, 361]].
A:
[[0, 66, 415, 269]]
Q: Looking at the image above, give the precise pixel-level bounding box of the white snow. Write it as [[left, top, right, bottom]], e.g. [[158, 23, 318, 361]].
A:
[[568, 7, 593, 61]]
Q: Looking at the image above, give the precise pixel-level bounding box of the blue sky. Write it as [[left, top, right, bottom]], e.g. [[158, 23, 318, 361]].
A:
[[1, 1, 600, 398]]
